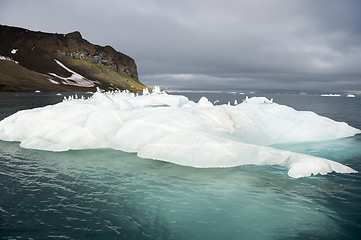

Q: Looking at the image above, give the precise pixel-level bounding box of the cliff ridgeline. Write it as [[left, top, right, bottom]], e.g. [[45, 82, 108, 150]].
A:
[[0, 24, 147, 92]]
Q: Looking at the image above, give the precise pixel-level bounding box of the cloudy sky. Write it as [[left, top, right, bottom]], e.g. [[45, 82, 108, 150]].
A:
[[1, 0, 361, 92]]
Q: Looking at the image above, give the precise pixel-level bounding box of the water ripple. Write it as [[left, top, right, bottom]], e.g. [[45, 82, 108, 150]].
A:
[[1, 142, 361, 239]]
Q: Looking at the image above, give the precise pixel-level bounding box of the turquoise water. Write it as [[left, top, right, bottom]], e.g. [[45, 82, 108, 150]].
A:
[[1, 92, 361, 239]]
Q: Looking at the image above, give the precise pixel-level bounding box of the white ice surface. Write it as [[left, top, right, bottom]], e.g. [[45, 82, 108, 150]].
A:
[[0, 90, 359, 178], [49, 59, 95, 87], [48, 78, 60, 84], [321, 94, 341, 97], [0, 55, 18, 64]]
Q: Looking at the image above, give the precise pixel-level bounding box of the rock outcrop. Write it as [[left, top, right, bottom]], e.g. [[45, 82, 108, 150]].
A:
[[0, 24, 147, 92]]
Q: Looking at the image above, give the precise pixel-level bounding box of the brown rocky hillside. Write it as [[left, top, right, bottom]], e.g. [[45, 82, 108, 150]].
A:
[[0, 24, 147, 92]]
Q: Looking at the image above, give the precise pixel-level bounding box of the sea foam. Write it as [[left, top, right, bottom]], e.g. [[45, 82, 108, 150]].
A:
[[0, 88, 359, 178]]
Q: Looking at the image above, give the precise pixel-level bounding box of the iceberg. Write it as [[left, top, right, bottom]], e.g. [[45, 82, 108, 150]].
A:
[[0, 89, 359, 178], [321, 93, 341, 97]]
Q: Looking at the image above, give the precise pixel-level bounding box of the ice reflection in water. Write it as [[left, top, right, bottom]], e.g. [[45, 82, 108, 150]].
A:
[[2, 140, 359, 239]]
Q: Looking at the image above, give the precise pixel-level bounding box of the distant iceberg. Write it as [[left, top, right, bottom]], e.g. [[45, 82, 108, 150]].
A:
[[347, 94, 356, 98], [321, 93, 341, 97], [0, 88, 359, 178]]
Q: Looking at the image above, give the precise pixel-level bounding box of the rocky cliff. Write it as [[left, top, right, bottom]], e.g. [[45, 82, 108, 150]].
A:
[[0, 24, 147, 92]]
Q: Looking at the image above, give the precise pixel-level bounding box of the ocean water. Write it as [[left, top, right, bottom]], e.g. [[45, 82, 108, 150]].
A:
[[0, 92, 361, 239]]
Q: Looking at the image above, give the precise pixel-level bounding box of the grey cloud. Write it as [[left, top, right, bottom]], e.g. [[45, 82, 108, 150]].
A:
[[1, 0, 360, 91]]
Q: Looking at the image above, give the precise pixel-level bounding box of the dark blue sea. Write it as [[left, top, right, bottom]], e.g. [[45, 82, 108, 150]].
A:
[[0, 91, 361, 239]]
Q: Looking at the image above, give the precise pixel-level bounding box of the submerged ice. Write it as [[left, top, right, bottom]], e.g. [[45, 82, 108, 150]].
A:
[[0, 88, 359, 178]]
